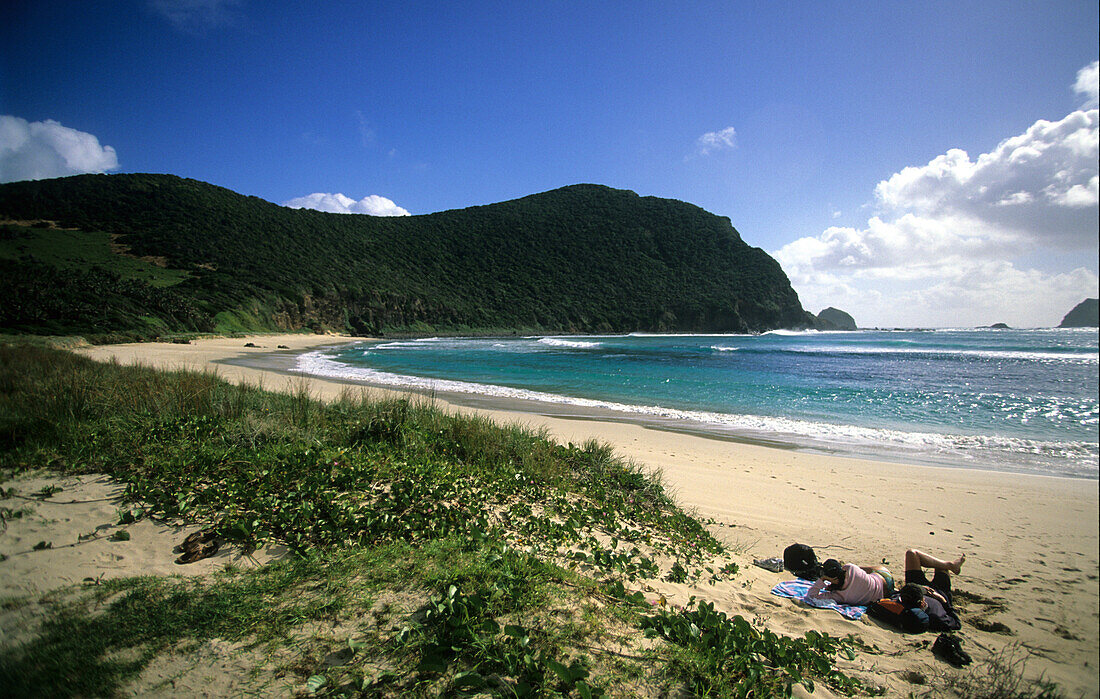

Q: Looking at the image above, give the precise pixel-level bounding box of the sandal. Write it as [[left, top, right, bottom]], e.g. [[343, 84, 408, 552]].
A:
[[174, 529, 220, 564]]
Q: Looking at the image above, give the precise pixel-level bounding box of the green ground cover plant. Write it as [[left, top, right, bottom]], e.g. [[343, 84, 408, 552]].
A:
[[642, 599, 863, 697], [0, 344, 862, 696]]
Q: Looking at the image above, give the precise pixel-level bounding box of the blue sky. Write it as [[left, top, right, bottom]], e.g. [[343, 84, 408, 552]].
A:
[[2, 1, 1097, 327]]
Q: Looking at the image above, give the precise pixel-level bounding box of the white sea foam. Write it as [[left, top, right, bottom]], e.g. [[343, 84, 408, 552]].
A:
[[370, 337, 445, 351], [710, 346, 740, 352], [369, 341, 418, 350], [294, 350, 1098, 477], [770, 346, 1098, 363], [628, 332, 754, 338], [537, 337, 602, 349]]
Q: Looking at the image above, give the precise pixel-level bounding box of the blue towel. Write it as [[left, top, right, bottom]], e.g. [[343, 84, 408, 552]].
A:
[[771, 579, 867, 620]]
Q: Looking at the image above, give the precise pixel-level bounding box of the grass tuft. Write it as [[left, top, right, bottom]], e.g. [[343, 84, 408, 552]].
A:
[[950, 643, 1064, 699]]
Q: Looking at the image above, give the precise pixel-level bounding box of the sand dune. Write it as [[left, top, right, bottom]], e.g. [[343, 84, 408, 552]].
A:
[[2, 333, 1093, 696]]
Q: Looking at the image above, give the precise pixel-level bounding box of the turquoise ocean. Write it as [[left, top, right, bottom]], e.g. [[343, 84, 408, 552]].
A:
[[294, 329, 1099, 478]]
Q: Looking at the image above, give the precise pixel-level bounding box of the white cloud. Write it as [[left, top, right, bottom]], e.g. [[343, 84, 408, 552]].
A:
[[772, 67, 1100, 328], [694, 126, 737, 156], [785, 259, 1097, 329], [1074, 60, 1099, 109], [873, 109, 1098, 246], [0, 116, 119, 183], [282, 192, 410, 216], [776, 214, 1022, 282]]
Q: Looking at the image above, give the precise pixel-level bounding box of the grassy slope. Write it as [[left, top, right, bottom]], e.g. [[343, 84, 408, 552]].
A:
[[0, 223, 190, 288], [0, 345, 862, 697]]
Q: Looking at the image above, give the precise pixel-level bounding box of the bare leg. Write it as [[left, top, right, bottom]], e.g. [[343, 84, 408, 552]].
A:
[[905, 549, 965, 574]]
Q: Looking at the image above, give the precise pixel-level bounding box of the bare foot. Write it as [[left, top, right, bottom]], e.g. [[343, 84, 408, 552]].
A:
[[950, 553, 966, 575]]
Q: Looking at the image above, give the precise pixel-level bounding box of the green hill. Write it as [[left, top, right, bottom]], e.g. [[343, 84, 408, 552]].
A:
[[0, 174, 813, 339], [1058, 298, 1099, 328]]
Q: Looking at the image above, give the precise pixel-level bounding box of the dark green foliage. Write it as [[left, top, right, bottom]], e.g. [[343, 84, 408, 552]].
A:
[[0, 259, 209, 337], [397, 546, 602, 697], [0, 174, 812, 338], [642, 598, 863, 697]]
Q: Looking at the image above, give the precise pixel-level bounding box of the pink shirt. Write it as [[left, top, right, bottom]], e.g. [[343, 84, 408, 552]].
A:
[[805, 563, 884, 605]]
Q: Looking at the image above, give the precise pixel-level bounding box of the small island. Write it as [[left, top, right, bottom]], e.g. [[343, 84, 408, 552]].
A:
[[814, 307, 857, 330]]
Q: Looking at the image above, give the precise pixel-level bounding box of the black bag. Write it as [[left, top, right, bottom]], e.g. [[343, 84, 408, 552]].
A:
[[783, 543, 822, 580], [868, 597, 931, 633]]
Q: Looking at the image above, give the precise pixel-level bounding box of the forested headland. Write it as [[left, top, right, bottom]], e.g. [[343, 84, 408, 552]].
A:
[[0, 174, 815, 340]]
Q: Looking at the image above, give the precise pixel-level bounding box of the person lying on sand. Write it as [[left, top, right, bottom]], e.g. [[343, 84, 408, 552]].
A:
[[896, 548, 966, 632], [804, 558, 895, 606]]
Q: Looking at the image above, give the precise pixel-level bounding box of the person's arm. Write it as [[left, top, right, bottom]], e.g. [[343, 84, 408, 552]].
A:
[[804, 578, 828, 599], [804, 578, 839, 602]]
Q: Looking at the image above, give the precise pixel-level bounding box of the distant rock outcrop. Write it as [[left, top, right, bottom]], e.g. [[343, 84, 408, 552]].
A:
[[988, 323, 1010, 329], [815, 307, 857, 330], [1058, 298, 1099, 328]]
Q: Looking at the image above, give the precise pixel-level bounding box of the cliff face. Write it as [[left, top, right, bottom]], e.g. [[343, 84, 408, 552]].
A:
[[1058, 299, 1099, 328], [0, 174, 813, 338]]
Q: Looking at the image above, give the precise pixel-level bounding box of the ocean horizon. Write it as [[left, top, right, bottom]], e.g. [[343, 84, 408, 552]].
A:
[[292, 328, 1099, 479]]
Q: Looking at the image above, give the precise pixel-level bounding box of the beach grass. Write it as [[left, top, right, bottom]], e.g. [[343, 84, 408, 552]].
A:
[[0, 343, 870, 696]]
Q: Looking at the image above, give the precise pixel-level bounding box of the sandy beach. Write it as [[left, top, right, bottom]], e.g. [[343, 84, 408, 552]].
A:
[[4, 333, 1097, 696]]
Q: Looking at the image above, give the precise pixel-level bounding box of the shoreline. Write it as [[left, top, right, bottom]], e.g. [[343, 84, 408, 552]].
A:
[[64, 333, 1100, 696], [231, 338, 1098, 482]]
